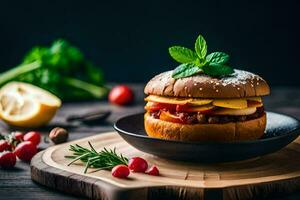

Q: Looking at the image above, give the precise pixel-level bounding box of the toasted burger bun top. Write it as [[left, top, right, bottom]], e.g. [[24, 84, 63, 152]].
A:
[[144, 69, 270, 98]]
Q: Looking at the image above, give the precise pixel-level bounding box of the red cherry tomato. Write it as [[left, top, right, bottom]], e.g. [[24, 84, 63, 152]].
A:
[[109, 85, 134, 105], [14, 141, 37, 161], [0, 140, 11, 152], [13, 131, 24, 141], [0, 151, 16, 168], [128, 157, 148, 173], [111, 165, 130, 178], [146, 165, 159, 176], [24, 131, 41, 146]]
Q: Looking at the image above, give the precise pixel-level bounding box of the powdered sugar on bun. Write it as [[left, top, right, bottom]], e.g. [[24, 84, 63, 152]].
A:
[[144, 69, 270, 98]]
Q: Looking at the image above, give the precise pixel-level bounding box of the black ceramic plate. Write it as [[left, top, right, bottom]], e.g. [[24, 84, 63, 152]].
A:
[[114, 112, 300, 162]]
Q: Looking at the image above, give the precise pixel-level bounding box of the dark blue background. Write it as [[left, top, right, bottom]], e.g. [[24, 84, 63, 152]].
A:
[[0, 0, 299, 85]]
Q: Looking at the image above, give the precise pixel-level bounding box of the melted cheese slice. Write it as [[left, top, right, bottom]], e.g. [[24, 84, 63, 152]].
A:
[[145, 95, 212, 106], [213, 99, 248, 109], [247, 97, 262, 102], [248, 101, 263, 108], [145, 95, 262, 109], [213, 107, 257, 116], [190, 99, 214, 106]]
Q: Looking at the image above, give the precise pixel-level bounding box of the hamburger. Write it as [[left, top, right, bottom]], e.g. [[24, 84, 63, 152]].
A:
[[143, 34, 270, 142]]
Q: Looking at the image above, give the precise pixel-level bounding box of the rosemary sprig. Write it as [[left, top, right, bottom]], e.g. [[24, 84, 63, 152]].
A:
[[65, 141, 128, 173]]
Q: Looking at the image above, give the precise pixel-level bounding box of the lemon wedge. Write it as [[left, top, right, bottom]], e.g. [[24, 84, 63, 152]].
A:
[[0, 82, 61, 128]]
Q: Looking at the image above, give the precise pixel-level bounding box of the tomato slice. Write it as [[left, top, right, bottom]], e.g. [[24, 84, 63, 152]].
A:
[[159, 111, 183, 123], [145, 102, 176, 111]]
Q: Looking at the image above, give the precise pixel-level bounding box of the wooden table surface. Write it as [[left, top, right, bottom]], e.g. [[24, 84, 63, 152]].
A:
[[0, 84, 300, 200]]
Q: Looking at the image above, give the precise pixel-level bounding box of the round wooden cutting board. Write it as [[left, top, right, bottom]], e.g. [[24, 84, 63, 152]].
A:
[[31, 132, 300, 200]]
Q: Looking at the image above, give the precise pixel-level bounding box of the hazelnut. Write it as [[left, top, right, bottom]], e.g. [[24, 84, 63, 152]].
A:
[[49, 127, 68, 144]]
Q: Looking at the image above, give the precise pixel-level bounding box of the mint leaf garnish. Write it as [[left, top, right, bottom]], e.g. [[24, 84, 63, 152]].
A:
[[206, 52, 229, 64], [168, 46, 198, 63], [194, 58, 207, 67], [172, 63, 202, 79], [168, 34, 234, 79], [195, 35, 207, 59], [202, 63, 234, 77]]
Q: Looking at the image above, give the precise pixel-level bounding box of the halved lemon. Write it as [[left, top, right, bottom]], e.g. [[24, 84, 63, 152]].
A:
[[0, 82, 61, 128]]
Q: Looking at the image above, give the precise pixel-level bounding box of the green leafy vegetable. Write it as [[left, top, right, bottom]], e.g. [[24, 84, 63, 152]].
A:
[[0, 39, 107, 101], [172, 63, 202, 79], [168, 46, 198, 63], [202, 63, 234, 76], [206, 52, 229, 64], [169, 34, 234, 79], [195, 34, 207, 59]]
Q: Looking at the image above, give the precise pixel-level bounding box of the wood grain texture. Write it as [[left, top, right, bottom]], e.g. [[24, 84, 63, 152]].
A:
[[31, 132, 300, 200]]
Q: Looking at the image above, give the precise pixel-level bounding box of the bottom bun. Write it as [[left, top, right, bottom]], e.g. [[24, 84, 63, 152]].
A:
[[144, 112, 266, 142]]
